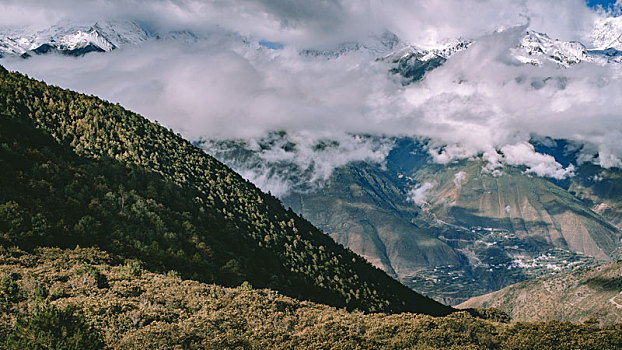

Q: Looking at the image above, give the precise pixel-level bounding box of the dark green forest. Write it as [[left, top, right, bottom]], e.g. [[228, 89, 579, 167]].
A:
[[0, 64, 451, 315]]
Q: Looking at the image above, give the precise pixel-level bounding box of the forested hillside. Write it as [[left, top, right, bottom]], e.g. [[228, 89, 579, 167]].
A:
[[0, 65, 452, 315]]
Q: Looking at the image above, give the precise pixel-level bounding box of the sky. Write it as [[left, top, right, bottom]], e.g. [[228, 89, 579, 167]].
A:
[[1, 0, 622, 194], [587, 0, 619, 10]]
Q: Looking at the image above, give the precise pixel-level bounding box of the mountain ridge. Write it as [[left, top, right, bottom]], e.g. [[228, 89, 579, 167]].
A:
[[0, 64, 453, 315], [0, 21, 150, 57], [3, 20, 622, 72]]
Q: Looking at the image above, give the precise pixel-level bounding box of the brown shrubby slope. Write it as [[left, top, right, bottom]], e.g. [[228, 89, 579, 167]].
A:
[[1, 247, 621, 350]]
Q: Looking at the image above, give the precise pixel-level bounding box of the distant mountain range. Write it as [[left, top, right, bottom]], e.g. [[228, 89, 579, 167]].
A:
[[0, 21, 145, 57], [206, 135, 622, 305], [2, 18, 622, 70], [0, 21, 200, 58]]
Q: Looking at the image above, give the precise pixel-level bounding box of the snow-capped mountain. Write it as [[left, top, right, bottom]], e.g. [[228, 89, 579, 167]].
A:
[[383, 30, 604, 85], [381, 40, 470, 84], [2, 19, 622, 78], [387, 29, 622, 85], [512, 30, 622, 66], [0, 21, 149, 57], [591, 16, 622, 50], [512, 30, 592, 67]]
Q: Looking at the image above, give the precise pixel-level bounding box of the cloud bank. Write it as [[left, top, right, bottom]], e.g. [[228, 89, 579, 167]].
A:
[[2, 0, 622, 193]]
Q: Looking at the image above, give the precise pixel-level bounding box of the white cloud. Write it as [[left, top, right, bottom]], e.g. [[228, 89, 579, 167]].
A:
[[202, 132, 394, 195], [454, 171, 467, 188], [1, 0, 621, 193], [500, 142, 575, 179], [236, 167, 293, 198], [408, 182, 436, 207], [0, 0, 600, 49]]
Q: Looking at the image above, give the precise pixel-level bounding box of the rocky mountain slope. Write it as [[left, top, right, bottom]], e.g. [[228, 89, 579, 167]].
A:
[[282, 161, 463, 279], [415, 159, 620, 263], [512, 30, 592, 66], [208, 136, 621, 305], [591, 16, 622, 51], [569, 164, 622, 230], [458, 261, 622, 325]]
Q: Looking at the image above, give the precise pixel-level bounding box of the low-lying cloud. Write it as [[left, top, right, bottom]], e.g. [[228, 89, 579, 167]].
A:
[[2, 0, 622, 195], [408, 182, 436, 207], [203, 132, 394, 196]]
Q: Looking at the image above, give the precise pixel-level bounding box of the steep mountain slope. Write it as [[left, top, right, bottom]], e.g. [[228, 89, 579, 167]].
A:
[[0, 65, 453, 315], [208, 137, 620, 305], [591, 16, 622, 50], [283, 162, 463, 279], [416, 160, 620, 262], [3, 247, 622, 349], [410, 159, 620, 303], [402, 159, 619, 303], [458, 261, 622, 325], [382, 40, 470, 84], [569, 164, 622, 230]]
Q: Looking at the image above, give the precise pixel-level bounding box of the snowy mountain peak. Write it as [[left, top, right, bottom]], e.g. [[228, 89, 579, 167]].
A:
[[512, 30, 591, 67], [2, 19, 622, 71], [590, 16, 622, 50], [382, 40, 471, 84], [383, 39, 470, 62], [56, 29, 115, 52], [0, 21, 149, 57]]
